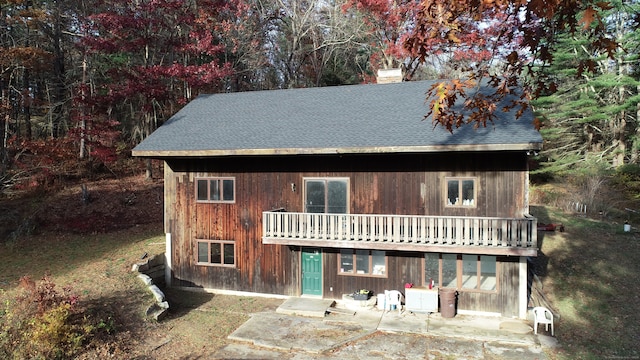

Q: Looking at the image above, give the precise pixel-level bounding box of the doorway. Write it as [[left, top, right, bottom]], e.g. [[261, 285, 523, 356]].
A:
[[301, 247, 322, 296]]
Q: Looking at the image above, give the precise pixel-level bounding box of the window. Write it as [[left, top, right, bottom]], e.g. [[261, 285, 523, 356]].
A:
[[441, 254, 458, 287], [196, 177, 235, 203], [339, 249, 386, 277], [197, 240, 235, 267], [446, 177, 476, 207], [424, 253, 497, 292], [305, 178, 348, 214]]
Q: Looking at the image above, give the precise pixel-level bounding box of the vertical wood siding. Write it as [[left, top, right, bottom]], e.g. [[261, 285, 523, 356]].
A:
[[163, 152, 529, 312]]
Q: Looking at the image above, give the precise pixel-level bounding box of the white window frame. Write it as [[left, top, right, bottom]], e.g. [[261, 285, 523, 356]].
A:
[[424, 253, 498, 293], [196, 177, 236, 203], [338, 249, 387, 278], [196, 239, 236, 267], [445, 177, 477, 208]]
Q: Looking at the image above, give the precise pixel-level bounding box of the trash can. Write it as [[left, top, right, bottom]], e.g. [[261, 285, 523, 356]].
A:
[[439, 288, 457, 318]]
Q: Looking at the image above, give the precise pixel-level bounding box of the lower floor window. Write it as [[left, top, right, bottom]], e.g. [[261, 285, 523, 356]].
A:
[[424, 253, 497, 291], [339, 249, 386, 277], [197, 239, 235, 267]]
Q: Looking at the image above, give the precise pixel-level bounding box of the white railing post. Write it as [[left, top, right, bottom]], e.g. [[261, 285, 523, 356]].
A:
[[263, 212, 268, 237], [501, 220, 508, 247], [353, 215, 360, 241]]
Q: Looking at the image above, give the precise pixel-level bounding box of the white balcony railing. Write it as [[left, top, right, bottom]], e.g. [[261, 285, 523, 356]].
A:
[[262, 212, 538, 255]]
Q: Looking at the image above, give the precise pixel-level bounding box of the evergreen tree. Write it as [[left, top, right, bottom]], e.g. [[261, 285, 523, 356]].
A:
[[534, 0, 640, 175]]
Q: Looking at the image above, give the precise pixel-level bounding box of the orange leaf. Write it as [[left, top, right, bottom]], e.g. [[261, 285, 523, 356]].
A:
[[506, 51, 519, 64], [579, 7, 597, 30], [533, 118, 543, 130], [447, 30, 461, 43]]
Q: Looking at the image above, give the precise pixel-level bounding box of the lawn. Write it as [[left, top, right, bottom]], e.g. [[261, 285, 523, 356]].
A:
[[0, 224, 165, 295], [0, 223, 284, 359], [531, 205, 640, 359]]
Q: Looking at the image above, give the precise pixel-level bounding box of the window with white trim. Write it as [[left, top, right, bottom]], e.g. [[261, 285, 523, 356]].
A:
[[305, 178, 348, 214], [424, 253, 497, 291], [196, 177, 235, 203], [445, 177, 476, 207], [197, 239, 236, 267], [339, 249, 386, 277]]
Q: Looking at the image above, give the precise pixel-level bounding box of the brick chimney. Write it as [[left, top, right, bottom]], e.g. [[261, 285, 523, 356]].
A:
[[376, 68, 403, 84]]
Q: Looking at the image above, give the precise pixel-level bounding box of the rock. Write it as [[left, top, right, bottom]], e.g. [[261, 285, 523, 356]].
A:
[[146, 303, 169, 321], [136, 261, 150, 272], [149, 285, 165, 303], [133, 256, 170, 321], [137, 273, 153, 285]]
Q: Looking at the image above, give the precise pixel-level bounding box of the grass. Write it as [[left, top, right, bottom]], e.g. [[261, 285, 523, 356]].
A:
[[531, 205, 640, 359], [0, 224, 165, 296], [0, 223, 284, 358]]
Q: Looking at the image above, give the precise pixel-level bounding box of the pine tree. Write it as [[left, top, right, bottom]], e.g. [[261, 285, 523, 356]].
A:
[[533, 0, 640, 174]]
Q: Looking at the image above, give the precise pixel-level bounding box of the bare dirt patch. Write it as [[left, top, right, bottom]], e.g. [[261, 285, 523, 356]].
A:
[[0, 174, 163, 239]]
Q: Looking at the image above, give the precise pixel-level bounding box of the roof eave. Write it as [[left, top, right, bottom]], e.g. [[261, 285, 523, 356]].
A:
[[131, 142, 543, 158]]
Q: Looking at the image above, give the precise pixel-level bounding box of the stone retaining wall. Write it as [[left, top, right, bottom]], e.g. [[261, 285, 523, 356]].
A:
[[132, 253, 169, 321]]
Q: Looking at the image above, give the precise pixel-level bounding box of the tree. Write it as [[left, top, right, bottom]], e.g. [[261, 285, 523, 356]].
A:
[[0, 0, 72, 192], [534, 0, 640, 172], [396, 0, 621, 132], [341, 0, 421, 79], [252, 0, 373, 89], [81, 0, 235, 176]]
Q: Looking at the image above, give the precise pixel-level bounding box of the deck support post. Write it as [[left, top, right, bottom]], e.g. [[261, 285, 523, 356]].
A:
[[165, 233, 172, 287], [519, 256, 527, 319]]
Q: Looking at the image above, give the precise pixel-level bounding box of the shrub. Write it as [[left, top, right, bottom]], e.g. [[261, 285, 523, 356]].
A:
[[0, 275, 95, 360]]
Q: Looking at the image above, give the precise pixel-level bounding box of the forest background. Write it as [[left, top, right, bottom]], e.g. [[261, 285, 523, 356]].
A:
[[0, 0, 639, 202]]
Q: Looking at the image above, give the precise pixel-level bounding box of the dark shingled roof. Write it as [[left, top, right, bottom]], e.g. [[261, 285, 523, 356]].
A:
[[132, 80, 542, 157]]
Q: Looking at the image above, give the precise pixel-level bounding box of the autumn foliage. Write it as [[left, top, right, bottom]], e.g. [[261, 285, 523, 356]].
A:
[[402, 0, 618, 131], [0, 275, 102, 360], [0, 0, 632, 194]]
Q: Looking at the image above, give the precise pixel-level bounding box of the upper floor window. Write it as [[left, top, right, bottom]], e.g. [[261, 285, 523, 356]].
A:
[[196, 177, 235, 203], [305, 178, 348, 214], [446, 177, 476, 207]]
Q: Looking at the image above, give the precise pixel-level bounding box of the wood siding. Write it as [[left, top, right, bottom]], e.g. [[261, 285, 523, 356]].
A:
[[163, 151, 529, 313], [321, 251, 520, 317]]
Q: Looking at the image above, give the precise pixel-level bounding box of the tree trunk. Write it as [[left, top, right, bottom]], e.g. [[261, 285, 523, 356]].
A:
[[145, 159, 153, 179], [79, 55, 87, 159], [23, 71, 31, 141], [51, 2, 66, 138], [633, 84, 640, 164]]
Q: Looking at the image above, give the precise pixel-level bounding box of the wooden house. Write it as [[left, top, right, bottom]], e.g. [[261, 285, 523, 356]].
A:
[[132, 80, 543, 319]]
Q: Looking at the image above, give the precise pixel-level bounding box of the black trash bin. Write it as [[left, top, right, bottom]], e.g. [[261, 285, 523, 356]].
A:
[[439, 288, 457, 318]]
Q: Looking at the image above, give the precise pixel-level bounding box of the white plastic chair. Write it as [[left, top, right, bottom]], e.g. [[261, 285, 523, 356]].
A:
[[384, 290, 403, 314], [533, 306, 554, 336]]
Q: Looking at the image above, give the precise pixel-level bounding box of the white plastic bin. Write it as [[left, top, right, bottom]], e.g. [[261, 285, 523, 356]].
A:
[[377, 293, 385, 310]]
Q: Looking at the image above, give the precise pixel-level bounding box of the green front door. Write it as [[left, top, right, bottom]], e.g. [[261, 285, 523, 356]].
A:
[[302, 247, 322, 296]]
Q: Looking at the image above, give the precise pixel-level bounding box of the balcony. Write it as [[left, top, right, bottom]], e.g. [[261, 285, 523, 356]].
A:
[[262, 212, 538, 256]]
